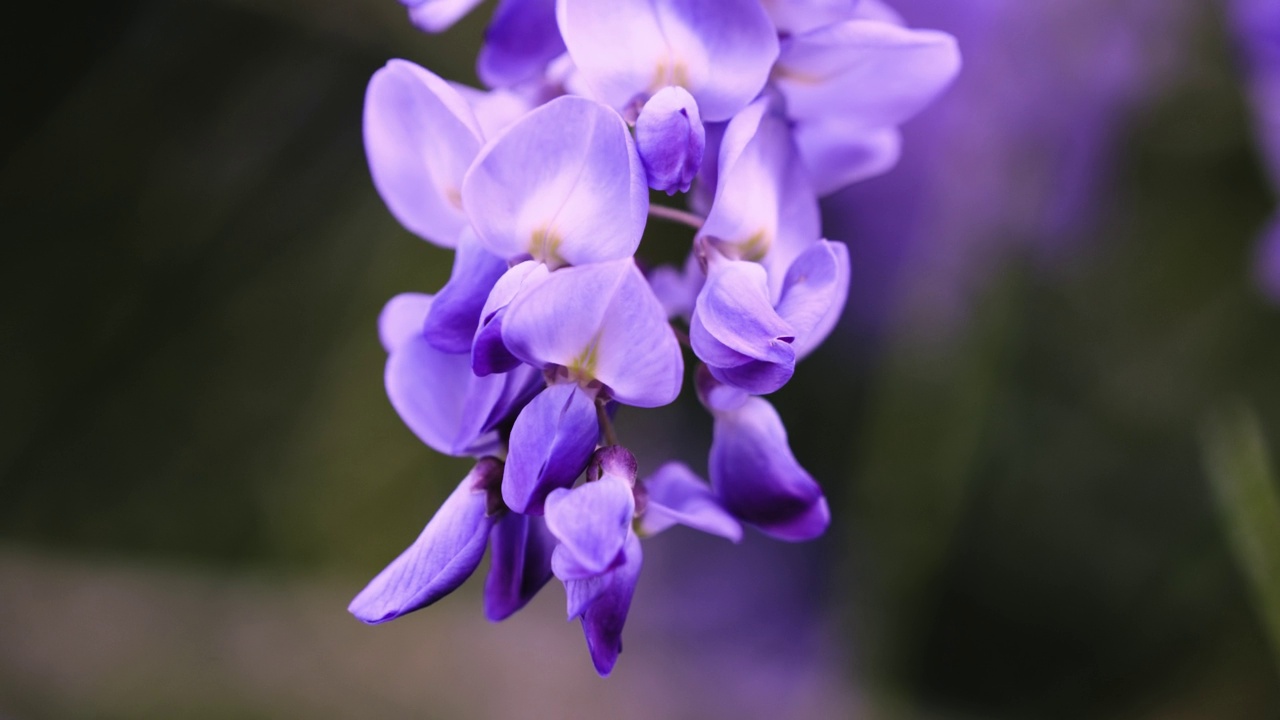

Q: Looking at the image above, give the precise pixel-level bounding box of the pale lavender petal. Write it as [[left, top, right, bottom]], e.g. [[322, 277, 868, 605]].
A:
[[545, 475, 635, 574], [405, 0, 485, 32], [557, 0, 778, 122], [574, 532, 642, 676], [851, 0, 904, 24], [423, 229, 508, 354], [502, 384, 600, 514], [364, 60, 483, 247], [378, 292, 433, 353], [483, 512, 557, 621], [690, 255, 796, 395], [762, 0, 859, 34], [636, 86, 705, 194], [710, 396, 829, 541], [450, 83, 534, 140], [385, 334, 510, 456], [699, 97, 821, 300], [775, 240, 850, 360], [774, 20, 961, 129], [639, 462, 742, 541], [462, 96, 647, 267], [647, 251, 704, 320], [501, 259, 684, 407], [348, 459, 502, 623], [793, 120, 902, 196], [478, 0, 566, 88], [472, 261, 551, 376]]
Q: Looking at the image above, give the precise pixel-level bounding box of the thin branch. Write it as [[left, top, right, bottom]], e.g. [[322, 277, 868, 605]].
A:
[[648, 204, 706, 230]]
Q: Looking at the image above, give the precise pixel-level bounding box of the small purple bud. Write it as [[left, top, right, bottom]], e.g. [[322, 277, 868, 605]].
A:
[[586, 445, 639, 485], [635, 86, 706, 195], [469, 456, 508, 517]]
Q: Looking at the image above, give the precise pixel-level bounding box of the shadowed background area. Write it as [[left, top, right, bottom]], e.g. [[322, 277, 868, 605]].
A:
[[2, 0, 1279, 718]]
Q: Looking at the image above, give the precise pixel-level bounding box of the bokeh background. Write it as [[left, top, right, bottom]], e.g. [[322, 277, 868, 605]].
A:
[[3, 0, 1280, 718]]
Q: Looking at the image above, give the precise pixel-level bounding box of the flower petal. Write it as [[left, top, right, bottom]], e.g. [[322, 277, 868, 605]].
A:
[[1258, 215, 1280, 304], [364, 60, 483, 247], [699, 97, 820, 300], [647, 251, 704, 321], [501, 259, 684, 407], [557, 0, 778, 122], [477, 0, 567, 88], [545, 475, 636, 574], [483, 512, 557, 621], [462, 96, 647, 267], [571, 532, 642, 676], [423, 229, 509, 353], [710, 396, 829, 541], [379, 292, 433, 353], [636, 86, 705, 194], [690, 254, 796, 395], [405, 0, 485, 32], [762, 0, 859, 34], [502, 384, 600, 514], [348, 459, 502, 623], [639, 462, 742, 541], [793, 120, 902, 196], [386, 333, 515, 457], [775, 239, 850, 360], [774, 20, 961, 130], [472, 261, 551, 376]]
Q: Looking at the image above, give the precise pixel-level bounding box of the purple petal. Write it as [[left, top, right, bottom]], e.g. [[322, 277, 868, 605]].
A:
[[567, 532, 642, 676], [423, 229, 509, 354], [502, 384, 600, 514], [699, 97, 821, 300], [379, 292, 433, 353], [690, 254, 796, 395], [473, 261, 551, 377], [386, 333, 517, 457], [636, 86, 705, 195], [348, 459, 502, 623], [501, 259, 685, 407], [483, 512, 557, 621], [775, 240, 850, 360], [638, 462, 742, 541], [793, 120, 902, 196], [405, 0, 485, 32], [774, 20, 961, 130], [710, 396, 829, 541], [556, 0, 778, 122], [763, 0, 859, 34], [461, 96, 647, 267], [364, 60, 482, 247], [478, 0, 567, 88], [647, 251, 704, 321], [450, 83, 533, 140], [545, 475, 636, 574]]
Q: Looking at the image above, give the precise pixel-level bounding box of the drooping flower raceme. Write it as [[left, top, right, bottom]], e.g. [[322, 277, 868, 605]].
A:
[[351, 0, 960, 676]]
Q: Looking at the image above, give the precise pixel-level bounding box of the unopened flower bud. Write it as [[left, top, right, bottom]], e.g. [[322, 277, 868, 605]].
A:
[[636, 86, 705, 195]]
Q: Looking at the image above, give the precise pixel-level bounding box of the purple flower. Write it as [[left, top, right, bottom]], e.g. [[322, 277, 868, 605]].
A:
[[636, 86, 706, 194], [477, 0, 566, 89], [705, 387, 830, 542], [484, 511, 557, 621], [349, 458, 504, 623], [500, 259, 684, 408], [1235, 0, 1280, 302], [462, 96, 648, 268], [381, 293, 539, 457], [403, 0, 485, 32], [364, 60, 484, 247], [556, 0, 778, 121]]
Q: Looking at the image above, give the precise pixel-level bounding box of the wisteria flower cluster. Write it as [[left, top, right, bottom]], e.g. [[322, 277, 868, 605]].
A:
[[349, 0, 959, 675]]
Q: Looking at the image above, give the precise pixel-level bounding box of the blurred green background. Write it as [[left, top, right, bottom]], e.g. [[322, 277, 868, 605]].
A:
[[2, 1, 1279, 718]]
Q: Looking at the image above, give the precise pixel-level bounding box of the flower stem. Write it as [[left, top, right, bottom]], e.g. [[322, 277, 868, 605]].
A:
[[648, 204, 705, 230], [596, 398, 620, 447]]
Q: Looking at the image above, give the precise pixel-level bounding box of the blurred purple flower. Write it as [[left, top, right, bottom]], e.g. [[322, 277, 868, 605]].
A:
[[1234, 0, 1280, 301], [829, 0, 1187, 334]]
